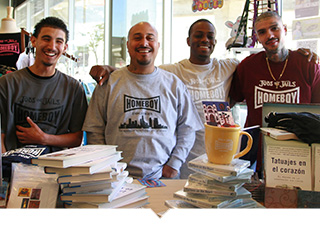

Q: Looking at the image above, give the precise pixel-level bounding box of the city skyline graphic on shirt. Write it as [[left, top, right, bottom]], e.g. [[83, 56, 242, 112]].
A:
[[119, 115, 167, 129]]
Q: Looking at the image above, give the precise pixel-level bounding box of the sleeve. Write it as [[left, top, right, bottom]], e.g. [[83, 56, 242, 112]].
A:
[[69, 81, 88, 132], [229, 65, 245, 103], [0, 77, 8, 133], [166, 85, 203, 171], [85, 132, 106, 144], [82, 84, 108, 144], [311, 63, 320, 103], [159, 63, 174, 72]]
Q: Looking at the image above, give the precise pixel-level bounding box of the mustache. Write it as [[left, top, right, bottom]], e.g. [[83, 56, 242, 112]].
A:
[[266, 38, 278, 44]]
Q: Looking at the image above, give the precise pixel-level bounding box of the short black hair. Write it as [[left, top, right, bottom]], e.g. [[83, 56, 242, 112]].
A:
[[188, 19, 215, 37], [33, 17, 69, 43]]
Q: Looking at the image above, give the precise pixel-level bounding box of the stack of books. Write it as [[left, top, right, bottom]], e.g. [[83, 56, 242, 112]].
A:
[[31, 145, 148, 208], [170, 154, 264, 208]]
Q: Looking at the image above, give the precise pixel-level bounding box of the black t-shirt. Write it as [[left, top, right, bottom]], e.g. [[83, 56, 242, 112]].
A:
[[0, 32, 29, 68]]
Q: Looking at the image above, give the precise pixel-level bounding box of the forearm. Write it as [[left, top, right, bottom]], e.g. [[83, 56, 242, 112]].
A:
[[89, 65, 118, 86], [166, 131, 196, 171], [41, 131, 83, 148], [1, 133, 6, 153]]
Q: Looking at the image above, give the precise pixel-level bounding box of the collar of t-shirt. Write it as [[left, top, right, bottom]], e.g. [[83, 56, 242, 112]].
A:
[[26, 67, 56, 79]]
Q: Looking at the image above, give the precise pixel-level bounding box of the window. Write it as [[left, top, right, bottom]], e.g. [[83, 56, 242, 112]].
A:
[[15, 0, 318, 76], [15, 2, 27, 29], [72, 0, 105, 81], [111, 0, 164, 67], [30, 0, 44, 28], [48, 0, 69, 20]]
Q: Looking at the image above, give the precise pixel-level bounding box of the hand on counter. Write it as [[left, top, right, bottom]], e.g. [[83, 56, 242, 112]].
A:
[[162, 164, 178, 178]]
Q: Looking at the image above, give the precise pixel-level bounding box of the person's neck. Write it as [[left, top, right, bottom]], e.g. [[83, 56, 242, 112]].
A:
[[127, 64, 155, 75], [266, 48, 289, 62], [189, 57, 211, 65], [29, 64, 56, 77]]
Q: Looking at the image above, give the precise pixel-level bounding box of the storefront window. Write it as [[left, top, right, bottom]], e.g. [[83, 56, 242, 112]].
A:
[[15, 3, 27, 29], [48, 0, 69, 23], [30, 0, 44, 29], [111, 0, 163, 67], [72, 0, 105, 81], [14, 0, 320, 76]]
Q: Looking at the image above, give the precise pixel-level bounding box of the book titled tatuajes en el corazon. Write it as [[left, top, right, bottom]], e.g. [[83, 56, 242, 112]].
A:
[[263, 135, 312, 190]]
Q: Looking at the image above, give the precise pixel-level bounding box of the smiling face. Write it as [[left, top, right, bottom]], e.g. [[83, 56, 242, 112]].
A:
[[127, 22, 160, 74], [187, 20, 217, 65], [255, 15, 287, 56], [31, 26, 68, 71]]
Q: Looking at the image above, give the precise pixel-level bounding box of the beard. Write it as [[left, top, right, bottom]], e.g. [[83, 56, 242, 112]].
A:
[[42, 62, 54, 67], [137, 58, 152, 66]]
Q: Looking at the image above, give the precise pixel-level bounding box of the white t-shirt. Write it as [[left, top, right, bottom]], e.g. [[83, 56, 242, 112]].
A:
[[160, 58, 239, 156]]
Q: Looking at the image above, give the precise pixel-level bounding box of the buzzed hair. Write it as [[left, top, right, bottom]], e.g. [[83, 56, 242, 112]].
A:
[[127, 21, 158, 39], [188, 19, 216, 37], [254, 11, 282, 30]]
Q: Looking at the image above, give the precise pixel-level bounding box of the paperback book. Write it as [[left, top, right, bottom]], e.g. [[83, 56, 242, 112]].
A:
[[60, 173, 131, 203], [58, 168, 129, 185], [188, 154, 250, 176], [173, 190, 242, 208], [66, 194, 149, 209], [57, 167, 113, 184], [260, 127, 299, 141], [7, 163, 59, 208], [44, 151, 122, 175], [31, 145, 118, 168], [63, 162, 127, 187], [165, 199, 198, 209], [223, 198, 264, 208], [64, 182, 148, 208], [183, 181, 248, 197], [263, 135, 312, 190], [188, 173, 248, 191], [312, 143, 320, 191], [202, 187, 252, 201], [188, 166, 254, 183], [61, 180, 114, 194]]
